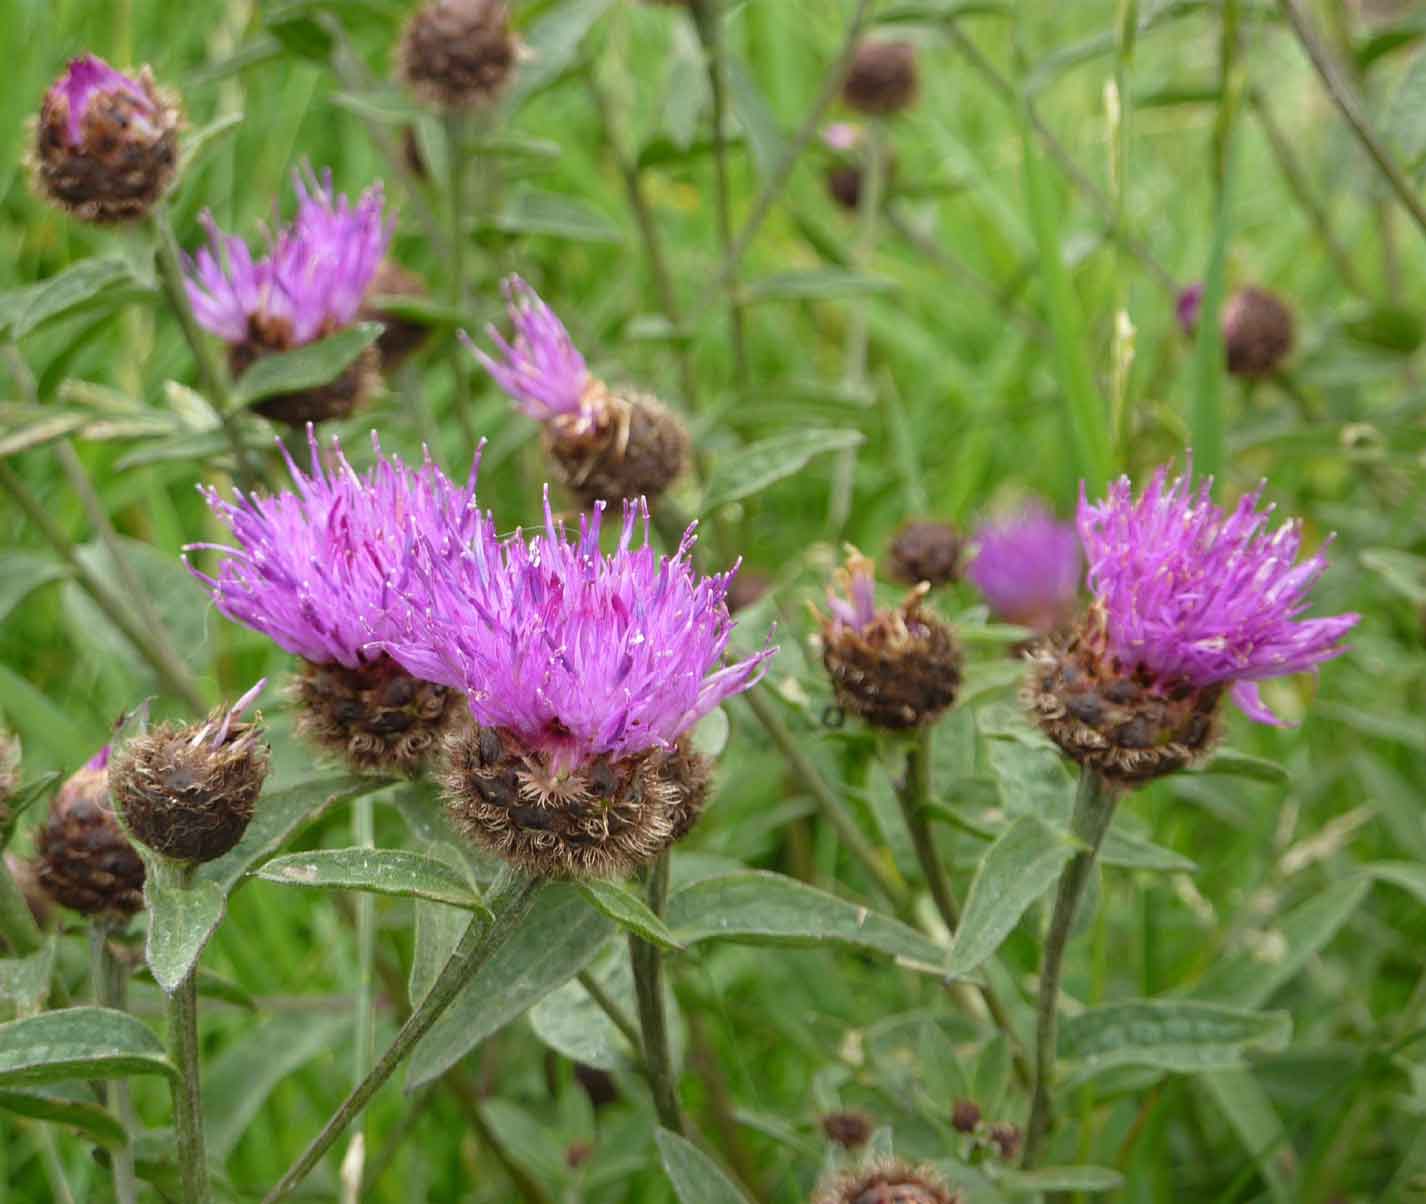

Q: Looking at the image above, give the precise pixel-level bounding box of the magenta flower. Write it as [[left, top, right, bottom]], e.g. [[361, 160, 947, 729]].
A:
[[968, 503, 1081, 633], [1175, 283, 1204, 334], [1080, 463, 1359, 725], [50, 56, 154, 147], [383, 493, 775, 774], [470, 276, 594, 426], [187, 427, 485, 670], [823, 551, 879, 633], [184, 168, 391, 347]]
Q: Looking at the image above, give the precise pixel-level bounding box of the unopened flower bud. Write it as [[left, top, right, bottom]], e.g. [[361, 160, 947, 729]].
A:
[[887, 520, 963, 589], [842, 41, 919, 117], [819, 551, 962, 729], [36, 748, 145, 918], [950, 1097, 981, 1133], [813, 1160, 961, 1204], [820, 1110, 875, 1150], [361, 260, 433, 373], [1223, 286, 1294, 378], [32, 55, 180, 223], [110, 683, 270, 864], [399, 0, 519, 111]]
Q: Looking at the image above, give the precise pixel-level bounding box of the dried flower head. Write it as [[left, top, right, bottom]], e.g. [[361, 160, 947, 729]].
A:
[[184, 168, 391, 425], [842, 40, 919, 116], [950, 1097, 982, 1134], [399, 0, 518, 111], [820, 1110, 875, 1150], [188, 428, 477, 774], [384, 495, 773, 876], [968, 502, 1081, 634], [361, 260, 432, 373], [813, 1159, 961, 1204], [887, 520, 963, 589], [819, 551, 961, 729], [986, 1122, 1021, 1161], [473, 276, 689, 508], [1024, 463, 1359, 784], [110, 683, 270, 864], [1174, 283, 1295, 378], [36, 747, 145, 918], [32, 55, 180, 222]]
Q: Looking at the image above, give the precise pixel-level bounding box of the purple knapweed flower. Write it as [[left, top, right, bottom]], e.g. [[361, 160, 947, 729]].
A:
[[1079, 462, 1360, 725], [384, 492, 775, 776], [968, 503, 1081, 634], [51, 56, 154, 147], [1175, 282, 1204, 334], [823, 550, 879, 633], [186, 427, 485, 670], [184, 167, 391, 349]]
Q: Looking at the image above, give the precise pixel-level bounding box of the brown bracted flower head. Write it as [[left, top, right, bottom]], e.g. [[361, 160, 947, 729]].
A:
[[841, 40, 919, 117], [36, 747, 145, 918], [812, 1159, 962, 1204], [399, 0, 519, 111]]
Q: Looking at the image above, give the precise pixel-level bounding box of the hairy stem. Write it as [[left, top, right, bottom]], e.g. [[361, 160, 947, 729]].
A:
[[577, 969, 646, 1060], [91, 925, 138, 1204], [262, 874, 545, 1204], [1022, 770, 1119, 1167], [630, 854, 683, 1134]]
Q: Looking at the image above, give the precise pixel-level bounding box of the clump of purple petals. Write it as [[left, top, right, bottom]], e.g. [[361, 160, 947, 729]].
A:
[[184, 168, 391, 346], [51, 56, 151, 147], [383, 493, 775, 774], [968, 503, 1081, 633], [1175, 283, 1204, 334], [187, 427, 484, 671], [86, 745, 112, 772], [823, 552, 879, 633], [1080, 463, 1360, 725], [471, 275, 594, 425]]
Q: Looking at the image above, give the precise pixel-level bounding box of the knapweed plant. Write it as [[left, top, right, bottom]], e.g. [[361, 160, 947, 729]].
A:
[[0, 4, 1420, 1202]]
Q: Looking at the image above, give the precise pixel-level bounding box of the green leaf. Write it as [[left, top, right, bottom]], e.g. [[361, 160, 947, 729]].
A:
[[993, 1166, 1124, 1193], [487, 189, 623, 243], [1363, 861, 1426, 908], [528, 954, 639, 1071], [0, 554, 66, 624], [256, 847, 487, 910], [178, 112, 244, 177], [1100, 828, 1196, 873], [656, 1128, 756, 1204], [1061, 1000, 1291, 1078], [143, 873, 227, 995], [0, 940, 56, 1012], [947, 816, 1077, 977], [1341, 303, 1425, 353], [407, 884, 613, 1089], [1361, 547, 1426, 606], [725, 56, 786, 182], [1, 258, 144, 341], [1194, 748, 1291, 784], [578, 880, 683, 951], [742, 270, 898, 303], [0, 1085, 128, 1150], [232, 323, 382, 408], [1197, 1069, 1294, 1202], [266, 11, 335, 60], [0, 410, 89, 458], [409, 897, 469, 1009], [702, 428, 864, 511], [665, 871, 945, 965], [508, 0, 619, 109], [0, 1008, 175, 1086]]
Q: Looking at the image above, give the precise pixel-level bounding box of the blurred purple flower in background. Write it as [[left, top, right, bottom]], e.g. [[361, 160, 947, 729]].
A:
[[968, 503, 1081, 634]]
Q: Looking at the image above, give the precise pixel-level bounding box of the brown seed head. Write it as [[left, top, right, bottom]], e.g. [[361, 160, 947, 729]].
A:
[[36, 751, 145, 918], [229, 315, 380, 428], [813, 1159, 962, 1204], [1022, 606, 1224, 786], [399, 0, 519, 111], [293, 654, 464, 776], [110, 705, 270, 864], [1223, 286, 1294, 378], [545, 384, 689, 510], [361, 260, 432, 373], [887, 520, 964, 589], [442, 726, 712, 878], [950, 1097, 981, 1134], [32, 65, 180, 223], [842, 41, 919, 117], [820, 1110, 875, 1150]]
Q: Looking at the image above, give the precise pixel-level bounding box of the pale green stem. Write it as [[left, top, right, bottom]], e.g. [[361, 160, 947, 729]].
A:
[[162, 862, 213, 1204], [91, 925, 138, 1204], [1022, 770, 1120, 1168], [346, 792, 377, 1195], [630, 854, 683, 1134], [843, 120, 886, 391]]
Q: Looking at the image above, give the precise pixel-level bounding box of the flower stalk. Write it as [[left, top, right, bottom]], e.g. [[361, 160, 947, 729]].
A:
[[629, 852, 683, 1134], [91, 924, 139, 1204], [1022, 769, 1119, 1167]]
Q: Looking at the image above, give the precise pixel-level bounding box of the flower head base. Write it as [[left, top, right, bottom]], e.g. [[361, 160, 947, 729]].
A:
[[184, 168, 390, 425], [818, 550, 962, 729], [476, 277, 689, 507], [399, 0, 519, 111], [887, 520, 964, 589], [111, 682, 271, 864], [841, 40, 920, 116], [188, 427, 479, 774], [968, 502, 1081, 634], [33, 55, 179, 223], [813, 1160, 962, 1204], [36, 746, 146, 918]]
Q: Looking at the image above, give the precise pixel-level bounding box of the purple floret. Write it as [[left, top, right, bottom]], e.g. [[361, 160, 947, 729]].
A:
[[968, 502, 1081, 633], [383, 492, 775, 773], [52, 56, 151, 147], [471, 276, 595, 425], [1175, 282, 1204, 335], [824, 552, 879, 632], [1080, 463, 1360, 725], [187, 427, 485, 670], [184, 167, 391, 346]]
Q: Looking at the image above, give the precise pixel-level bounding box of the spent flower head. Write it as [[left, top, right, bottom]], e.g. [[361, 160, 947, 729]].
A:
[[968, 502, 1081, 633]]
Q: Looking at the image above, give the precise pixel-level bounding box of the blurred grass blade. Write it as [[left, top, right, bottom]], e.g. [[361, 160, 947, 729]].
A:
[[656, 1128, 755, 1204], [1198, 1069, 1294, 1202]]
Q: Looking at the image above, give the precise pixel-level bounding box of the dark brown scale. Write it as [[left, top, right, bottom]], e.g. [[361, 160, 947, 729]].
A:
[[1066, 694, 1104, 726], [546, 391, 689, 510], [820, 1110, 875, 1150], [822, 602, 962, 730], [36, 762, 145, 917]]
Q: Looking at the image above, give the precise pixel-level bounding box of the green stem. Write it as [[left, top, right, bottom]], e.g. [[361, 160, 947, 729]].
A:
[[0, 855, 42, 958], [630, 854, 683, 1134], [843, 120, 887, 392], [91, 926, 138, 1204], [0, 460, 207, 713], [261, 874, 545, 1204], [444, 112, 477, 447], [741, 688, 909, 912], [149, 205, 262, 492], [1022, 770, 1119, 1168], [348, 793, 377, 1193], [166, 871, 213, 1204], [577, 969, 646, 1060]]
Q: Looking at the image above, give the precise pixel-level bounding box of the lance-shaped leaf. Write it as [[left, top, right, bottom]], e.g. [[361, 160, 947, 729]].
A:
[[0, 1085, 128, 1149], [232, 323, 382, 408], [702, 429, 865, 511], [1061, 1000, 1292, 1080], [256, 848, 488, 911], [0, 1008, 176, 1086], [656, 1128, 756, 1204], [578, 880, 683, 951], [144, 872, 226, 995]]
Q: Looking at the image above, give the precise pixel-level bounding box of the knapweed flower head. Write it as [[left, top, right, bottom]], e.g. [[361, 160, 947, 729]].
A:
[[36, 745, 146, 918], [841, 39, 920, 116], [385, 493, 774, 876], [813, 1160, 962, 1204], [32, 55, 180, 222], [399, 0, 519, 111], [111, 681, 271, 864], [474, 276, 689, 508], [184, 168, 391, 425], [187, 427, 476, 773], [888, 519, 964, 589], [1025, 462, 1359, 785], [968, 502, 1081, 633], [1174, 283, 1294, 378], [818, 550, 961, 729]]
